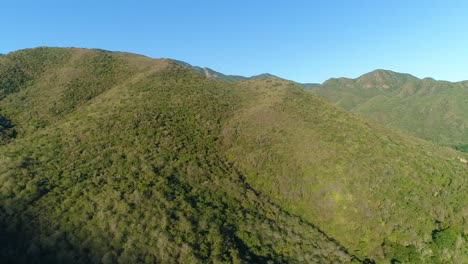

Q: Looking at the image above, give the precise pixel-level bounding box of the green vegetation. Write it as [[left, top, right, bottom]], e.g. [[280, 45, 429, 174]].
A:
[[221, 79, 467, 263], [0, 115, 16, 144], [314, 70, 468, 152], [0, 56, 31, 99], [0, 48, 466, 263], [0, 48, 353, 263], [454, 144, 468, 153]]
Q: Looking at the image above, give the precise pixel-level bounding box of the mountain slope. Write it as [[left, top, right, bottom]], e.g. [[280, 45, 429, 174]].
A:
[[0, 48, 355, 263], [314, 70, 468, 151], [0, 48, 466, 263], [221, 78, 467, 262]]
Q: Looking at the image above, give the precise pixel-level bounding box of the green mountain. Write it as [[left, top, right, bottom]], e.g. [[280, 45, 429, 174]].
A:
[[0, 48, 466, 263], [314, 70, 468, 152]]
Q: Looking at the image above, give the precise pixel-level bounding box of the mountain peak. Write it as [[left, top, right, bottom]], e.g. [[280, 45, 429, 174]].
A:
[[358, 69, 416, 81], [249, 73, 281, 80], [355, 69, 419, 89]]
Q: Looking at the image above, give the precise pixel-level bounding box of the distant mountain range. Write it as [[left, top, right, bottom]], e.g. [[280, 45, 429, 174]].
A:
[[170, 59, 320, 89]]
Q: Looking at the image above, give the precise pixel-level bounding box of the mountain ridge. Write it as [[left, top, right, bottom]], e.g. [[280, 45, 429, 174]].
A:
[[170, 59, 320, 89]]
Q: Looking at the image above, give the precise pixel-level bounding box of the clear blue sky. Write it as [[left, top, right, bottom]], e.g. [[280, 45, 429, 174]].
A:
[[2, 0, 468, 83]]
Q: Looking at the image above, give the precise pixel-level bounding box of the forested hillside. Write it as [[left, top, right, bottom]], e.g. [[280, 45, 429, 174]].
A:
[[0, 48, 466, 263], [0, 48, 354, 263]]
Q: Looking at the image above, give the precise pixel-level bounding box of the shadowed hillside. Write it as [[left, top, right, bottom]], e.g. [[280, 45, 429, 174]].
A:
[[0, 48, 466, 263], [0, 115, 16, 144], [314, 70, 468, 152]]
